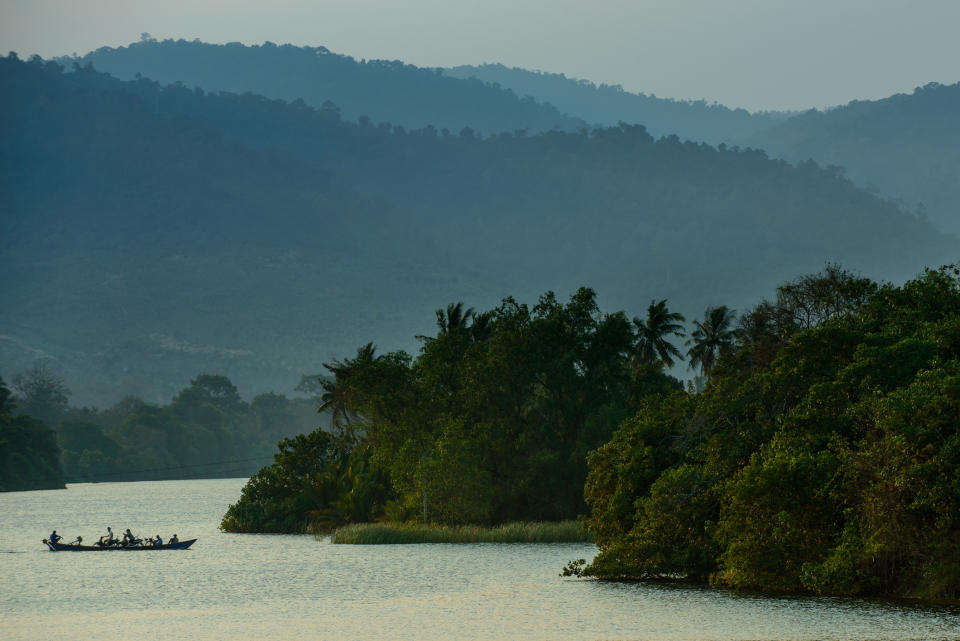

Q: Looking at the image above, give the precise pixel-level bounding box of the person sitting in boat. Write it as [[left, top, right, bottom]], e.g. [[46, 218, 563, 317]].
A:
[[100, 526, 116, 546], [49, 530, 61, 544], [169, 534, 179, 544], [123, 529, 137, 546], [154, 534, 163, 547]]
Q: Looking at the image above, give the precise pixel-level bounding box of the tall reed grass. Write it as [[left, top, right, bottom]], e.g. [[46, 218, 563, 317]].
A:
[[328, 520, 591, 544]]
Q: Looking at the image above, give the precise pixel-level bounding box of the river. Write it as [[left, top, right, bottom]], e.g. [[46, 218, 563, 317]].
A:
[[1, 479, 957, 641]]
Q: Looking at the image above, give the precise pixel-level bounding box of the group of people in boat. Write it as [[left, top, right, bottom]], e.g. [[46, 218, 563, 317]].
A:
[[48, 528, 180, 547]]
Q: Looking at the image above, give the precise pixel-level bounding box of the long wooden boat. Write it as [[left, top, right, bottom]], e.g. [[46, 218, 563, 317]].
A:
[[43, 538, 196, 551]]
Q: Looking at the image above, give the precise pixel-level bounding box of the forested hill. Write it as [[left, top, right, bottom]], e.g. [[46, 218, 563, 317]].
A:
[[447, 65, 960, 236], [2, 55, 954, 406], [742, 82, 960, 234], [1, 55, 501, 404], [69, 38, 586, 135], [445, 63, 788, 144]]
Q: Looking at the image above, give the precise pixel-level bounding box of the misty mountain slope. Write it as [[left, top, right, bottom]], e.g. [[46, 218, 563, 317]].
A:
[[0, 56, 512, 404], [69, 39, 586, 135], [742, 81, 960, 233], [58, 61, 952, 284], [445, 63, 788, 144], [3, 56, 955, 406]]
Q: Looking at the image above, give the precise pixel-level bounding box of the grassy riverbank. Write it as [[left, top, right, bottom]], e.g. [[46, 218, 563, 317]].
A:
[[327, 520, 591, 544]]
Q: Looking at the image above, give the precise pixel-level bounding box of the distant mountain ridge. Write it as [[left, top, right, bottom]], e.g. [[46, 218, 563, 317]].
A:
[[742, 81, 960, 233], [2, 55, 954, 407], [1, 55, 494, 404], [444, 63, 790, 144], [442, 63, 960, 235], [69, 38, 587, 135]]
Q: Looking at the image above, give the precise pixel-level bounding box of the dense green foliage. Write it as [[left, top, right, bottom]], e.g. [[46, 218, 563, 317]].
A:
[[220, 430, 391, 533], [2, 54, 952, 407], [446, 63, 788, 143], [222, 288, 683, 532], [581, 265, 960, 601], [0, 377, 65, 491], [745, 82, 960, 233], [73, 38, 585, 134], [330, 521, 589, 544]]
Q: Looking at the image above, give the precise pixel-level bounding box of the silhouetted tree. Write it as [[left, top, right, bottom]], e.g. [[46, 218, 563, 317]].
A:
[[633, 299, 686, 367], [11, 362, 70, 429], [417, 302, 474, 341], [319, 342, 380, 430], [687, 306, 737, 375]]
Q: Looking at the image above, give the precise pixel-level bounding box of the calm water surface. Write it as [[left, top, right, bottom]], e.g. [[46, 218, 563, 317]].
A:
[[1, 479, 958, 641]]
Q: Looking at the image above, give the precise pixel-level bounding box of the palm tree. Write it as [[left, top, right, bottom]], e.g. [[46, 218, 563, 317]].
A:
[[633, 299, 686, 367], [687, 306, 737, 375], [436, 302, 474, 334], [319, 342, 379, 429], [417, 302, 475, 341], [469, 311, 493, 343]]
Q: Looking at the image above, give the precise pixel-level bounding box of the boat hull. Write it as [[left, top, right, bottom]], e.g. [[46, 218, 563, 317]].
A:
[[44, 539, 196, 551]]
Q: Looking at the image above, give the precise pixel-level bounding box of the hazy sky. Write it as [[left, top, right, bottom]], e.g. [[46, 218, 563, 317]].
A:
[[2, 0, 958, 111]]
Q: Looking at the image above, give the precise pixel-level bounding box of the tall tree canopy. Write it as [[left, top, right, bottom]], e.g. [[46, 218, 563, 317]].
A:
[[581, 264, 960, 602], [686, 306, 737, 375], [633, 299, 686, 368], [222, 288, 682, 531]]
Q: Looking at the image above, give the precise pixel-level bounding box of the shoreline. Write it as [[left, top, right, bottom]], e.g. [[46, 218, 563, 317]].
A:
[[326, 520, 591, 544]]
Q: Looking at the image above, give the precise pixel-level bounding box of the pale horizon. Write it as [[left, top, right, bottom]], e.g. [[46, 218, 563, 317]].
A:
[[2, 0, 959, 112]]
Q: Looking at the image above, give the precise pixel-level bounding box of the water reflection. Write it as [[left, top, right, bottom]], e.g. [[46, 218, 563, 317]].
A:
[[1, 480, 957, 641]]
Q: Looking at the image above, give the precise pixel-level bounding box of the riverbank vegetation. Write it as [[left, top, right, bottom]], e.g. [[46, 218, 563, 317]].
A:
[[223, 264, 960, 602], [328, 521, 589, 544], [0, 377, 64, 491], [579, 264, 960, 601], [222, 287, 683, 533]]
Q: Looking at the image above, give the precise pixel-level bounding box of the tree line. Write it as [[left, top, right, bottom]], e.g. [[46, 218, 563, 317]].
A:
[[0, 370, 318, 490], [222, 283, 784, 532], [577, 264, 960, 601], [223, 264, 960, 602], [0, 376, 64, 491], [222, 288, 692, 532]]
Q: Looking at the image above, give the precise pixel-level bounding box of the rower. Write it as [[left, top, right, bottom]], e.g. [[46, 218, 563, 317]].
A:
[[101, 526, 115, 546], [154, 534, 163, 547], [49, 530, 61, 544], [169, 534, 179, 544], [123, 529, 136, 546]]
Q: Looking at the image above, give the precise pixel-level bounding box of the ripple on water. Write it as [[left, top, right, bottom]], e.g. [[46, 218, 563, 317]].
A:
[[2, 479, 958, 641]]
